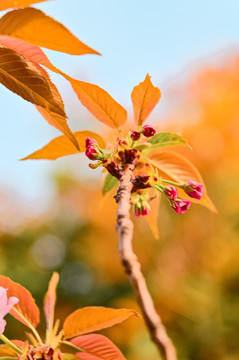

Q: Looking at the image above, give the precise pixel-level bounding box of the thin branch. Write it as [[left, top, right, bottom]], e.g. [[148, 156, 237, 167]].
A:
[[116, 163, 177, 360]]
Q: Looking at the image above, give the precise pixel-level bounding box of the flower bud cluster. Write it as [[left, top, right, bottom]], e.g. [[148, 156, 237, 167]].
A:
[[84, 130, 203, 218], [130, 125, 156, 141], [85, 137, 102, 160], [158, 179, 203, 214], [131, 191, 151, 217]]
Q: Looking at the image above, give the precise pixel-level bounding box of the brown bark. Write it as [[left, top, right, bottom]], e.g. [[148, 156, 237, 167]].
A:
[[116, 163, 177, 360]]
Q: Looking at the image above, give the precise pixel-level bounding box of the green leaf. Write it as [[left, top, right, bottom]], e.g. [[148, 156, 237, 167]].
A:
[[102, 173, 118, 195], [0, 358, 18, 360], [133, 143, 151, 150], [147, 132, 189, 151]]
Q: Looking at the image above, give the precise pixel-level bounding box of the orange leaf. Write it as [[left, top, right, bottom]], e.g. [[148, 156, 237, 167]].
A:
[[131, 74, 161, 125], [148, 149, 216, 211], [66, 78, 127, 128], [0, 275, 40, 328], [21, 131, 106, 160], [0, 37, 77, 146], [0, 48, 65, 116], [0, 35, 58, 73], [34, 64, 79, 150], [43, 272, 59, 331], [0, 8, 100, 55], [63, 307, 139, 338], [71, 334, 126, 360], [145, 193, 161, 239], [0, 0, 49, 10], [0, 37, 123, 132]]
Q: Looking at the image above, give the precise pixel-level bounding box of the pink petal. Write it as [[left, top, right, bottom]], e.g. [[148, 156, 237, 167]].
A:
[[6, 296, 19, 314], [0, 287, 8, 317], [0, 317, 6, 335]]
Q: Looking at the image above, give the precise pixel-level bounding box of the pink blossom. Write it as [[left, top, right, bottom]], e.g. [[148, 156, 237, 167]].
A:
[[130, 131, 141, 141], [0, 287, 19, 335], [171, 199, 191, 214], [184, 180, 203, 200], [142, 125, 156, 137], [85, 146, 98, 160], [164, 186, 178, 199]]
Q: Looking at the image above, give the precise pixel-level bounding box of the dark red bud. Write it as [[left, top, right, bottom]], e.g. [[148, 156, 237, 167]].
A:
[[130, 131, 141, 141], [142, 125, 156, 137]]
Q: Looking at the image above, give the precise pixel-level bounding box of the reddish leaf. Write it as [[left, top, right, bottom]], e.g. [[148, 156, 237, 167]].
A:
[[66, 77, 127, 128], [0, 48, 65, 116], [131, 74, 161, 125], [63, 307, 138, 339], [0, 276, 40, 328], [148, 149, 216, 211], [71, 334, 126, 360], [0, 8, 100, 55], [21, 131, 105, 160], [76, 353, 101, 360], [72, 336, 124, 360], [44, 272, 59, 331], [0, 0, 49, 10]]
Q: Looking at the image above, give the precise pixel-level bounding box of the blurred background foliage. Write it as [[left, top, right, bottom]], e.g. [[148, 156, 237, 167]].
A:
[[1, 56, 239, 360]]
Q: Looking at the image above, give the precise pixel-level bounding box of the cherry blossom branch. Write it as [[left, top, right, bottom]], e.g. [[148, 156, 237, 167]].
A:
[[115, 162, 177, 360]]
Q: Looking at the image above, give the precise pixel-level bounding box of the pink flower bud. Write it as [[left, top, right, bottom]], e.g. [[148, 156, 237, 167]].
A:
[[85, 146, 98, 160], [85, 137, 96, 147], [184, 180, 203, 200], [0, 287, 19, 335], [164, 186, 178, 199], [130, 131, 141, 141], [134, 206, 150, 217], [171, 199, 191, 214], [142, 125, 156, 137]]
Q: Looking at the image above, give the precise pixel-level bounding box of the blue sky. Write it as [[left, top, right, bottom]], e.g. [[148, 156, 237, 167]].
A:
[[1, 0, 239, 207]]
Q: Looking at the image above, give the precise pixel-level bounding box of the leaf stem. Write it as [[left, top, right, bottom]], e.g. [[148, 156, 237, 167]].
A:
[[161, 179, 182, 187], [0, 335, 22, 354]]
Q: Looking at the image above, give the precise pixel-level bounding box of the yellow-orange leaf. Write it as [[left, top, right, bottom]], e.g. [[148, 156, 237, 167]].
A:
[[34, 64, 79, 150], [0, 275, 40, 328], [63, 307, 139, 338], [0, 344, 18, 356], [21, 131, 105, 160], [43, 272, 59, 331], [0, 8, 100, 55], [0, 341, 24, 357], [148, 149, 216, 211], [131, 74, 161, 125], [71, 334, 126, 360], [0, 48, 65, 116], [0, 0, 49, 10], [67, 78, 127, 128]]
